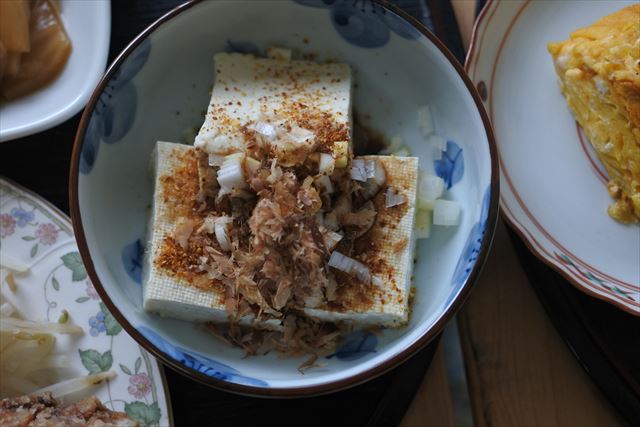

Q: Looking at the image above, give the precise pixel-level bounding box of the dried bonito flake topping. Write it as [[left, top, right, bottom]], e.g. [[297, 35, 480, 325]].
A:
[[148, 52, 421, 368]]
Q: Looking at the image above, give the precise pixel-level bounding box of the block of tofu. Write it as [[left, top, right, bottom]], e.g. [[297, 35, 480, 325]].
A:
[[304, 156, 419, 327], [142, 141, 281, 330], [548, 4, 640, 223], [144, 143, 418, 328], [194, 52, 352, 164]]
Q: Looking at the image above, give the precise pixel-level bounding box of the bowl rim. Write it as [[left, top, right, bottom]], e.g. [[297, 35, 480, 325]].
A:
[[69, 0, 500, 398]]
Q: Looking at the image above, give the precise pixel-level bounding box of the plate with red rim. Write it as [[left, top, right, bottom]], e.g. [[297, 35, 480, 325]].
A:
[[466, 0, 640, 315]]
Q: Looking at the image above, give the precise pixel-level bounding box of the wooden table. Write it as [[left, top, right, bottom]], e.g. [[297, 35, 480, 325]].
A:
[[400, 2, 626, 425]]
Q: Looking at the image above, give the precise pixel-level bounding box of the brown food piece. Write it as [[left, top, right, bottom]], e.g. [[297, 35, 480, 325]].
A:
[[4, 52, 22, 79], [0, 392, 139, 427], [0, 42, 7, 81], [1, 0, 72, 100], [0, 0, 31, 53], [341, 200, 377, 239]]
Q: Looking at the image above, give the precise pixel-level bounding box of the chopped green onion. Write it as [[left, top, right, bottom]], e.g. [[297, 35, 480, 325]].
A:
[[315, 174, 334, 194], [319, 153, 335, 175], [328, 251, 371, 284], [415, 208, 432, 239], [417, 105, 434, 137], [217, 153, 247, 195], [433, 199, 461, 226], [418, 174, 444, 208]]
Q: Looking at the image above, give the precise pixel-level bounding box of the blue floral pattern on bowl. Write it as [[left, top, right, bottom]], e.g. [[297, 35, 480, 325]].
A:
[[80, 39, 152, 174], [138, 326, 268, 387], [225, 40, 261, 55], [381, 0, 430, 38], [434, 140, 464, 189], [446, 186, 491, 306], [122, 239, 144, 285], [294, 0, 430, 48], [327, 330, 377, 361]]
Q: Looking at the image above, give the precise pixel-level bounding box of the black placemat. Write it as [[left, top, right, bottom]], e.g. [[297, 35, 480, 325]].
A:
[[0, 1, 466, 426]]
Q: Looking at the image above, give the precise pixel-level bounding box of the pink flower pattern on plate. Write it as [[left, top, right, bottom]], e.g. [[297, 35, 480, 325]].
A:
[[86, 281, 100, 300], [128, 373, 151, 399], [35, 223, 58, 245], [0, 213, 16, 238]]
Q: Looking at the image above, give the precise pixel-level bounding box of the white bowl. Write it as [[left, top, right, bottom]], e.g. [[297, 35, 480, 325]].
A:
[[0, 0, 110, 142], [70, 0, 498, 396]]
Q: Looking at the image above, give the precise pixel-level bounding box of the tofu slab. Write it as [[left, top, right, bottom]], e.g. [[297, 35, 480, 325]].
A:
[[143, 142, 224, 321], [194, 52, 352, 158], [304, 156, 419, 327], [144, 142, 417, 328], [142, 141, 280, 330]]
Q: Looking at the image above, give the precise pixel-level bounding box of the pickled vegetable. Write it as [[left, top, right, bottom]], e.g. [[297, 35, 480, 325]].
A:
[[0, 0, 72, 101], [0, 0, 31, 53], [0, 42, 7, 82], [4, 52, 22, 79]]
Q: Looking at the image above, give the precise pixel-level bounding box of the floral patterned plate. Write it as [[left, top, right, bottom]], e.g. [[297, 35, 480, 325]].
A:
[[466, 0, 640, 315], [0, 178, 172, 426]]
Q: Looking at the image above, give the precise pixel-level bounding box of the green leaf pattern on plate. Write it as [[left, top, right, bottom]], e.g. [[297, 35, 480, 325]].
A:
[[120, 364, 133, 375], [79, 349, 113, 374], [100, 302, 123, 336], [125, 402, 161, 427], [61, 251, 87, 281]]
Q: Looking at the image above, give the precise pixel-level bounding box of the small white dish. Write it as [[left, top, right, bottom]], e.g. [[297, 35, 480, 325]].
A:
[[0, 178, 172, 426], [467, 0, 640, 315], [0, 0, 111, 142]]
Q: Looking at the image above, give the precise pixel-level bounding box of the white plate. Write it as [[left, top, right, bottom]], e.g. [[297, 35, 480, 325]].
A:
[[0, 0, 110, 142], [0, 179, 172, 426], [467, 0, 640, 314]]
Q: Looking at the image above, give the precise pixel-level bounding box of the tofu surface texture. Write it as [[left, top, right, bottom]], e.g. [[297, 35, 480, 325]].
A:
[[194, 52, 352, 157], [144, 142, 418, 328], [304, 156, 419, 327], [143, 141, 281, 330], [143, 141, 225, 322]]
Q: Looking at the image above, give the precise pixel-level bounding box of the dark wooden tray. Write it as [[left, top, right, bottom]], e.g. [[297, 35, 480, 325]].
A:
[[472, 0, 640, 419], [508, 228, 640, 425]]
